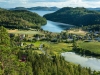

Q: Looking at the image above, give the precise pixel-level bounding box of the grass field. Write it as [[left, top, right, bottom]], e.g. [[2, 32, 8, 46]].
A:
[[8, 29, 44, 35], [43, 42, 72, 55], [23, 41, 73, 55], [67, 29, 87, 36], [77, 41, 100, 54]]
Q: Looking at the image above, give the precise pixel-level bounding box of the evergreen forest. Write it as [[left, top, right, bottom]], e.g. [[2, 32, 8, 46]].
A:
[[43, 7, 100, 26], [0, 26, 100, 75], [0, 8, 46, 29]]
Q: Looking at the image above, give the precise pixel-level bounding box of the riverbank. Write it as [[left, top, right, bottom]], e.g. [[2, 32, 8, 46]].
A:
[[61, 52, 100, 71], [7, 27, 100, 73]]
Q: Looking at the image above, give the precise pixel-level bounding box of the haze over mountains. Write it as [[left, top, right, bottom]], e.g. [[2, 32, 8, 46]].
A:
[[10, 6, 60, 11], [8, 6, 100, 12]]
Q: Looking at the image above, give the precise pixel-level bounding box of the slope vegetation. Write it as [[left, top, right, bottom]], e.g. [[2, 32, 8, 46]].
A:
[[0, 8, 46, 29], [44, 7, 100, 26]]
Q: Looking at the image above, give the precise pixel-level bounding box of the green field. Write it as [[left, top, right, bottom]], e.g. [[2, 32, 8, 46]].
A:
[[8, 29, 44, 35], [23, 41, 72, 55], [77, 41, 100, 54], [8, 29, 73, 55]]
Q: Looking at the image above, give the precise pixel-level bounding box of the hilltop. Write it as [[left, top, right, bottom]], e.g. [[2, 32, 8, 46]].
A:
[[0, 8, 46, 29], [44, 7, 100, 26]]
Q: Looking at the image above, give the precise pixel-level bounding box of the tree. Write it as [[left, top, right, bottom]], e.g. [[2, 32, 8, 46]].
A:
[[0, 26, 10, 46], [73, 36, 77, 49]]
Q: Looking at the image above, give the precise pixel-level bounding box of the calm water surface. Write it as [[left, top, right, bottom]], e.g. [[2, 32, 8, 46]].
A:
[[30, 10, 100, 71], [30, 10, 73, 32], [61, 52, 100, 71]]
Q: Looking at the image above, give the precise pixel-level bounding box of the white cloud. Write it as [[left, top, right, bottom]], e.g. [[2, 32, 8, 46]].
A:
[[0, 0, 100, 8]]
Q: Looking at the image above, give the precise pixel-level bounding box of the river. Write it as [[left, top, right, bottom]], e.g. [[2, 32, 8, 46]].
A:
[[30, 10, 100, 71], [61, 52, 100, 71], [30, 10, 73, 32]]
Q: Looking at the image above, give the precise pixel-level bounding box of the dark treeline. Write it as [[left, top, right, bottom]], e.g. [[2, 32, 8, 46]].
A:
[[43, 7, 100, 26], [73, 47, 100, 57], [0, 8, 47, 29], [81, 24, 100, 31], [1, 26, 100, 75]]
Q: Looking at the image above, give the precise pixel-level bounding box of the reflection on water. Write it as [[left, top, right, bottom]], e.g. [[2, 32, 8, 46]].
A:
[[41, 20, 73, 32], [30, 10, 74, 33], [61, 52, 100, 71]]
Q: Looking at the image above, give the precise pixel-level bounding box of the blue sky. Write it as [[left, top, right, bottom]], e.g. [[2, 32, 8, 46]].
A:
[[0, 0, 100, 8]]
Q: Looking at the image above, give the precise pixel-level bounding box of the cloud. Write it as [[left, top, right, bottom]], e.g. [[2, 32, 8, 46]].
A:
[[83, 0, 100, 1], [0, 0, 100, 8], [28, 0, 67, 2]]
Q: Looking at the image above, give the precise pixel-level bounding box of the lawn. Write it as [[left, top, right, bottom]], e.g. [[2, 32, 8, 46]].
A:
[[77, 41, 100, 54]]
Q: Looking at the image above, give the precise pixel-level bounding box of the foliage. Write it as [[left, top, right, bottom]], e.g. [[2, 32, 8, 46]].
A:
[[0, 8, 47, 29], [0, 26, 100, 75], [72, 41, 100, 57], [44, 7, 100, 26]]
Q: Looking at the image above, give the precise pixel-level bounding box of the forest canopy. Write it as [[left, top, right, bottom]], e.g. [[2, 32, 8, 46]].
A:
[[43, 7, 100, 26], [0, 8, 47, 29]]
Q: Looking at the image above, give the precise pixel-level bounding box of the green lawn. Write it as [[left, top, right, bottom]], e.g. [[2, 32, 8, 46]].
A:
[[77, 41, 100, 54]]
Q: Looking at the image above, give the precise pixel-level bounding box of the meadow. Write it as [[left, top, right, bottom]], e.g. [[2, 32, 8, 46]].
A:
[[23, 41, 73, 55], [8, 29, 44, 35], [77, 41, 100, 54]]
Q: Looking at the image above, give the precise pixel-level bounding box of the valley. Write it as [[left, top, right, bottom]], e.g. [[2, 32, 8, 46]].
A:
[[0, 7, 100, 75]]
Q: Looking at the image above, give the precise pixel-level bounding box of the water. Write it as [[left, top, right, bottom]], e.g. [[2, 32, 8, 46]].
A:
[[61, 52, 100, 71], [30, 10, 73, 32], [30, 10, 100, 71]]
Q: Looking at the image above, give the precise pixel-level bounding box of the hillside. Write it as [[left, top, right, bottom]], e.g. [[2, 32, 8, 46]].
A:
[[43, 7, 100, 26], [0, 26, 99, 75], [87, 8, 100, 12], [0, 8, 47, 29], [10, 7, 27, 10]]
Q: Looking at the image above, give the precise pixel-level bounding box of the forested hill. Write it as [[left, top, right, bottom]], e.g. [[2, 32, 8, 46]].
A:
[[0, 8, 47, 29], [0, 26, 96, 75], [43, 7, 100, 26]]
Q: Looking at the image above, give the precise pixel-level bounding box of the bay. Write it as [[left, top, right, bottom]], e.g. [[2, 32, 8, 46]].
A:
[[30, 10, 73, 32]]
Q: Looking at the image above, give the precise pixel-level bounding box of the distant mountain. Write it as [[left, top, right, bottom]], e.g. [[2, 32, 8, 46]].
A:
[[27, 6, 59, 11], [87, 8, 100, 12], [44, 7, 100, 26], [9, 6, 60, 11], [10, 7, 27, 10]]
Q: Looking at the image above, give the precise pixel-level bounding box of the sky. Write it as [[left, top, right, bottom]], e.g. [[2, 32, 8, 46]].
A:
[[0, 0, 100, 8]]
